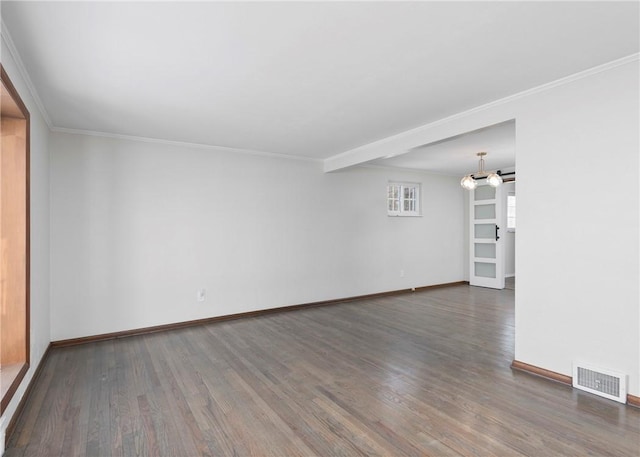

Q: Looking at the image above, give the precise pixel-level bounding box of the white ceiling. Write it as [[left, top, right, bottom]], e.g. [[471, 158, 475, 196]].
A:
[[371, 120, 515, 176], [1, 2, 638, 160]]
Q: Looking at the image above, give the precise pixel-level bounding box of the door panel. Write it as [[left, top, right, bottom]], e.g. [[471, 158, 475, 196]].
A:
[[470, 182, 504, 289]]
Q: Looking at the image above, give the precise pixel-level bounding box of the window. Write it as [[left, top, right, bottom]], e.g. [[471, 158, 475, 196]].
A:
[[507, 194, 516, 230], [387, 182, 421, 216]]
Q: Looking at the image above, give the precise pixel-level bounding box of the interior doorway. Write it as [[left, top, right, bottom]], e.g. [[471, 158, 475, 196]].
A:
[[1, 65, 30, 414]]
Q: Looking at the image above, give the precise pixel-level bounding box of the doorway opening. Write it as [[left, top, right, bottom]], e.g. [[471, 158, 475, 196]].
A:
[[1, 65, 30, 414]]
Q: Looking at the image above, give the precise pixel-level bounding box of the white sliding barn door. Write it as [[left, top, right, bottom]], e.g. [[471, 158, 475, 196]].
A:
[[470, 183, 505, 289]]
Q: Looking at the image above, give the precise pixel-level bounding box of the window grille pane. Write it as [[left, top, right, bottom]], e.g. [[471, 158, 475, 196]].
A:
[[387, 185, 401, 213], [507, 195, 516, 229], [403, 199, 414, 211]]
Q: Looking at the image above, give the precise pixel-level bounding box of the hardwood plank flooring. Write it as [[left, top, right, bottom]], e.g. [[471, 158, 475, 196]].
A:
[[6, 284, 640, 456]]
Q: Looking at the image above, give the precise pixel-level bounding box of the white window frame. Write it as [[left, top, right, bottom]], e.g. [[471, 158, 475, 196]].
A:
[[507, 193, 516, 231], [387, 182, 421, 217]]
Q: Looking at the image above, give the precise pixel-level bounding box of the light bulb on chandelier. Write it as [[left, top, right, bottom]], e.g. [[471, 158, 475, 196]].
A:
[[486, 172, 503, 187], [460, 174, 478, 190]]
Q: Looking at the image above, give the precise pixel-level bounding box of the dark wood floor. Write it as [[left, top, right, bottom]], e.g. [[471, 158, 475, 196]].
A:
[[505, 276, 515, 290], [6, 284, 640, 456]]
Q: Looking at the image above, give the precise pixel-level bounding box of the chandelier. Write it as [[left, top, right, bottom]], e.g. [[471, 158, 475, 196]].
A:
[[460, 152, 503, 190]]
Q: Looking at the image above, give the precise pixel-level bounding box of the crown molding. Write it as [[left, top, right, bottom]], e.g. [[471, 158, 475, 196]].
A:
[[51, 127, 322, 163], [325, 52, 640, 169], [1, 20, 53, 128], [1, 17, 318, 163], [3, 11, 636, 167]]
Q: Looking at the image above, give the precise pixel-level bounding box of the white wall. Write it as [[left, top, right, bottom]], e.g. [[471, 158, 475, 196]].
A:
[[0, 37, 50, 450], [49, 133, 464, 341], [515, 61, 639, 395]]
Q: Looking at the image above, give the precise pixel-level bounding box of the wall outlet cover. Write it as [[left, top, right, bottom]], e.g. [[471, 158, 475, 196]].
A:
[[197, 289, 206, 302]]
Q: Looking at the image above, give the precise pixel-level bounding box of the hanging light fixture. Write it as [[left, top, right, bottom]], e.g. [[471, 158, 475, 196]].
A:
[[460, 152, 503, 190]]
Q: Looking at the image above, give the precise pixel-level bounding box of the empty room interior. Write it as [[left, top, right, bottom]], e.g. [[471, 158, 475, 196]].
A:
[[1, 1, 639, 456]]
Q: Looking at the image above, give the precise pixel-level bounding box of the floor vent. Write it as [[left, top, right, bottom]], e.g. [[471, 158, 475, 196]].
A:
[[573, 362, 627, 403]]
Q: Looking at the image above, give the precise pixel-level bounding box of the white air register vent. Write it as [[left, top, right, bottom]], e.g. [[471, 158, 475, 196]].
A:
[[572, 362, 627, 404]]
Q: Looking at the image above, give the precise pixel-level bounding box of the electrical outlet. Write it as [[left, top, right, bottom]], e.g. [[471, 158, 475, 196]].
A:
[[197, 288, 206, 302], [400, 269, 405, 277]]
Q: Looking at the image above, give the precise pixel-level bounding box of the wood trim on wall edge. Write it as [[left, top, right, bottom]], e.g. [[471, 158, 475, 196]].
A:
[[0, 364, 28, 414], [627, 394, 640, 408], [51, 281, 468, 348], [511, 360, 639, 408], [5, 344, 51, 444], [511, 360, 572, 385]]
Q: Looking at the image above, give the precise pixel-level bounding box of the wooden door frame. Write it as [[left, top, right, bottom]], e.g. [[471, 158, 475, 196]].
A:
[[1, 64, 30, 414]]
